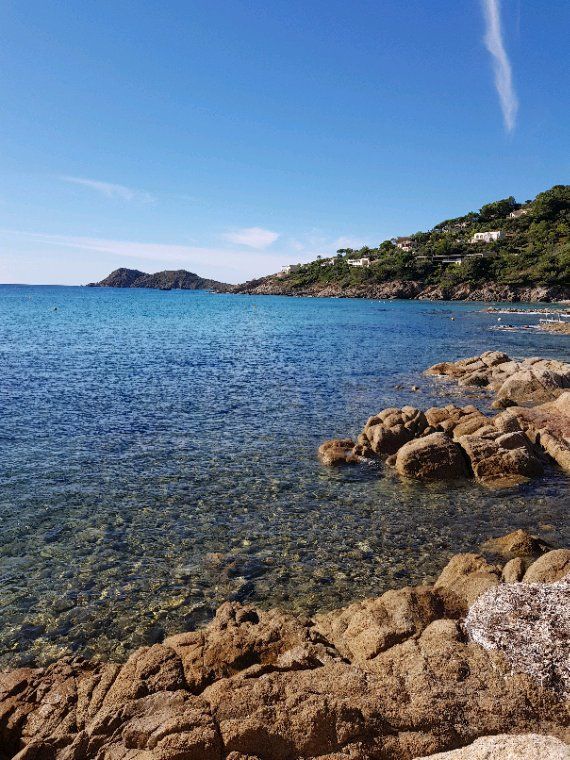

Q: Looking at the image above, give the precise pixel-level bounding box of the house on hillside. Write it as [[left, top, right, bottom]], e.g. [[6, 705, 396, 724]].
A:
[[433, 254, 464, 265], [508, 208, 530, 219], [319, 258, 336, 267], [280, 264, 301, 274], [394, 237, 413, 251], [347, 257, 370, 268], [470, 231, 504, 244]]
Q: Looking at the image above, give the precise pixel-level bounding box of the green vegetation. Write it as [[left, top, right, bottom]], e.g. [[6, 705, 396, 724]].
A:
[[280, 185, 570, 291]]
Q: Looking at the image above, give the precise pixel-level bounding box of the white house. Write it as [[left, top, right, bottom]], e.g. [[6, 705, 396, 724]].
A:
[[347, 257, 371, 268], [281, 264, 301, 274], [395, 237, 413, 251], [470, 231, 504, 244], [319, 258, 337, 267], [508, 208, 529, 219]]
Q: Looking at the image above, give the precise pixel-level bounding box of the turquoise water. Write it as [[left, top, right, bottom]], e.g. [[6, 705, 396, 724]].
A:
[[0, 285, 568, 667]]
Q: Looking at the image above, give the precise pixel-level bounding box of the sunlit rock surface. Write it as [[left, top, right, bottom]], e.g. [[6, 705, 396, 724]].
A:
[[1, 545, 568, 759]]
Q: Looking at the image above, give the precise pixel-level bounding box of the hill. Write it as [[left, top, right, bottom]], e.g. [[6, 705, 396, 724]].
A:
[[235, 185, 570, 302], [87, 268, 230, 292]]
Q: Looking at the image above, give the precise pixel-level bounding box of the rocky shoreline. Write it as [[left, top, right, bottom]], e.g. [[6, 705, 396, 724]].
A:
[[233, 279, 569, 303], [319, 352, 570, 487], [0, 533, 568, 759], [2, 353, 569, 758]]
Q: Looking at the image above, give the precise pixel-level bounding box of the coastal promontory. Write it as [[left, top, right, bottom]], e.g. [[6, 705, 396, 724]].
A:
[[235, 185, 570, 302]]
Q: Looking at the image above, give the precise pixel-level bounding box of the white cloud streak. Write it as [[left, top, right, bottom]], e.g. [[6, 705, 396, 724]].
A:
[[222, 226, 279, 249], [481, 0, 518, 132], [60, 176, 155, 203], [0, 230, 286, 283]]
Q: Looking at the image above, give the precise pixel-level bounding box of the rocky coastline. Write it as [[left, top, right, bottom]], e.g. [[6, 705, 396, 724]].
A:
[[0, 534, 568, 759], [233, 279, 569, 303], [319, 352, 570, 487], [2, 353, 569, 758]]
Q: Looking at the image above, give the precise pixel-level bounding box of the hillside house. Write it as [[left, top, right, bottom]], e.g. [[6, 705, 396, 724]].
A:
[[394, 237, 413, 251], [508, 208, 530, 219], [280, 264, 300, 274], [347, 257, 370, 268], [470, 231, 504, 244]]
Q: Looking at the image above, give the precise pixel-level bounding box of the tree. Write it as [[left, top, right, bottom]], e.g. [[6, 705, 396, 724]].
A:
[[532, 185, 570, 221], [479, 196, 517, 221]]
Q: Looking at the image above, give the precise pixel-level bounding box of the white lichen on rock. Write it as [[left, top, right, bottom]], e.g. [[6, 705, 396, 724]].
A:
[[417, 733, 570, 759], [465, 574, 570, 697]]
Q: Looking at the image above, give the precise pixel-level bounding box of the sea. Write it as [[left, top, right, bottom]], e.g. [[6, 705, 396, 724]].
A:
[[0, 285, 568, 667]]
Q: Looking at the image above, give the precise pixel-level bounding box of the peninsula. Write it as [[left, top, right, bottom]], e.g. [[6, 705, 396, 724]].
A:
[[236, 185, 570, 302]]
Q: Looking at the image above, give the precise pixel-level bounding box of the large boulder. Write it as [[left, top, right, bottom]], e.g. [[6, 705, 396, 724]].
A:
[[508, 393, 570, 473], [362, 406, 428, 458], [416, 734, 570, 759], [425, 353, 570, 410], [434, 553, 501, 613], [457, 430, 543, 488], [395, 432, 468, 480], [494, 369, 559, 408], [424, 405, 489, 439], [523, 549, 570, 584], [465, 576, 570, 697], [313, 585, 444, 664], [480, 529, 552, 559], [164, 601, 330, 692]]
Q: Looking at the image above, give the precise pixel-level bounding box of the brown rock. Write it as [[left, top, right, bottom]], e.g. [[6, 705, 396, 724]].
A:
[[395, 432, 468, 480], [481, 529, 552, 558], [317, 439, 360, 466], [362, 406, 428, 458], [457, 431, 543, 488], [501, 557, 527, 583], [434, 553, 501, 613], [164, 601, 334, 693], [314, 585, 444, 664], [1, 548, 568, 760], [523, 549, 570, 583]]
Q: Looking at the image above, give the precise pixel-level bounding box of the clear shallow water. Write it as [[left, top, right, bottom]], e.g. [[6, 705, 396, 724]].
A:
[[0, 285, 568, 667]]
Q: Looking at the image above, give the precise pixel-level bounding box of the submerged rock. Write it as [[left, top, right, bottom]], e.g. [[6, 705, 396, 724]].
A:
[[317, 438, 361, 466]]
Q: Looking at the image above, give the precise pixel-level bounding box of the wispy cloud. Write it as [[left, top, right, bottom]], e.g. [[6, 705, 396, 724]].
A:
[[222, 226, 279, 249], [0, 230, 286, 283], [59, 176, 155, 203], [481, 0, 518, 132]]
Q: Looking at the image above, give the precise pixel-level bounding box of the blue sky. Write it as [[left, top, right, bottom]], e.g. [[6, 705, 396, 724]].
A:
[[0, 0, 568, 285]]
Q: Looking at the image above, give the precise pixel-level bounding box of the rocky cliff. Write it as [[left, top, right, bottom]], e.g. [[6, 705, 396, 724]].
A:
[[87, 268, 231, 292], [233, 278, 569, 302]]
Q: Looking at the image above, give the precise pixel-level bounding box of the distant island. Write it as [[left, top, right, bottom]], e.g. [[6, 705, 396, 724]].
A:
[[87, 268, 231, 292], [235, 184, 570, 302], [89, 185, 569, 302]]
